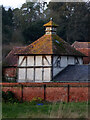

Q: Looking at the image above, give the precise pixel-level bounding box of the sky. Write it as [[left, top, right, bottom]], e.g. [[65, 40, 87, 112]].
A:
[[0, 0, 50, 9], [0, 0, 89, 9]]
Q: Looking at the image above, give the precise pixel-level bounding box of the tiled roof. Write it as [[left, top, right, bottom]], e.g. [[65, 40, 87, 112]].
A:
[[15, 34, 84, 56], [53, 65, 90, 82], [4, 47, 24, 66], [75, 48, 90, 56], [72, 42, 90, 64], [43, 20, 59, 27], [72, 41, 90, 48]]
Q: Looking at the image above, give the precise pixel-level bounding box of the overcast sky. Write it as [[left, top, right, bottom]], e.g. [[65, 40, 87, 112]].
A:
[[0, 0, 27, 9], [0, 0, 89, 9], [0, 0, 50, 9]]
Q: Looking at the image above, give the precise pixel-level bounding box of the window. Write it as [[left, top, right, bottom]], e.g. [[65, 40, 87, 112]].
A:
[[46, 27, 51, 30]]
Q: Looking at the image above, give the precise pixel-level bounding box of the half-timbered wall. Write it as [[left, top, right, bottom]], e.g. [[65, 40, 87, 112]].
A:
[[18, 55, 83, 82], [67, 56, 75, 65], [53, 56, 68, 77], [76, 57, 83, 65], [18, 55, 51, 82], [68, 56, 83, 65], [53, 56, 83, 77]]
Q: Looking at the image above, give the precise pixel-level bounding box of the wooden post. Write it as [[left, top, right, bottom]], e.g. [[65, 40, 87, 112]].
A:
[[67, 85, 70, 103], [51, 55, 53, 81], [25, 56, 27, 81], [42, 56, 44, 81], [21, 84, 23, 102], [44, 84, 46, 101]]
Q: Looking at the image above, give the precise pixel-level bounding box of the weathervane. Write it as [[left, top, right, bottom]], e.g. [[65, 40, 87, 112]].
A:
[[50, 18, 53, 21]]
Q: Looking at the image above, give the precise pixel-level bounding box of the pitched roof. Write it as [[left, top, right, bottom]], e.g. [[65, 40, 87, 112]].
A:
[[53, 65, 90, 82], [72, 41, 90, 57], [43, 20, 59, 27], [75, 48, 90, 56], [4, 47, 24, 66], [15, 34, 84, 56], [72, 41, 90, 48]]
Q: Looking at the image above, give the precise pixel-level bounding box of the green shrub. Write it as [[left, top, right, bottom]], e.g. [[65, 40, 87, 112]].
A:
[[2, 91, 7, 102], [2, 91, 19, 103]]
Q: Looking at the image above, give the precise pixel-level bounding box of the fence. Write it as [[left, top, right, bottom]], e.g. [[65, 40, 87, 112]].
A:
[[1, 82, 90, 102]]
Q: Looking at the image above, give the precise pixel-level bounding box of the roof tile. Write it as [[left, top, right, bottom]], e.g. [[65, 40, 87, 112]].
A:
[[15, 34, 84, 56]]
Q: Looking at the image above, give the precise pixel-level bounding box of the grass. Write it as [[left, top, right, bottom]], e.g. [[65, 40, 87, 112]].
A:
[[2, 101, 89, 119]]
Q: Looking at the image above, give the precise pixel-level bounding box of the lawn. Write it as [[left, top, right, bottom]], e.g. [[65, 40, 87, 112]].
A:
[[2, 101, 89, 119]]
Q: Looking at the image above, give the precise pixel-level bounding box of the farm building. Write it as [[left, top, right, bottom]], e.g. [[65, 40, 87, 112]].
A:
[[3, 47, 24, 81], [14, 19, 85, 82], [72, 41, 90, 64]]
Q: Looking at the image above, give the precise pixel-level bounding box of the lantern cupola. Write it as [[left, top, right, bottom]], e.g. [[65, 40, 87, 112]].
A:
[[43, 18, 59, 35]]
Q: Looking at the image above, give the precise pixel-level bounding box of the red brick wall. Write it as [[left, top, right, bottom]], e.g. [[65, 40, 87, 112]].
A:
[[3, 68, 16, 78], [23, 87, 44, 101], [1, 82, 89, 102], [69, 87, 88, 102], [46, 87, 67, 102]]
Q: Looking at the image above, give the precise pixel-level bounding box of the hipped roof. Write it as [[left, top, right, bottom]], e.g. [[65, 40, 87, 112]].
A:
[[4, 47, 24, 66], [43, 20, 59, 27], [15, 34, 85, 56], [53, 65, 90, 82]]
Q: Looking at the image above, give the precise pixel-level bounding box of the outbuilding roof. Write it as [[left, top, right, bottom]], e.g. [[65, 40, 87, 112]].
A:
[[4, 47, 24, 66], [72, 41, 90, 64], [72, 41, 90, 48], [53, 65, 90, 82], [15, 34, 85, 56]]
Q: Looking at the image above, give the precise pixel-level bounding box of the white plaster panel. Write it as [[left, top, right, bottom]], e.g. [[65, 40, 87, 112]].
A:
[[74, 57, 82, 65], [53, 56, 58, 66], [19, 56, 26, 66], [53, 56, 68, 67], [78, 57, 83, 65], [19, 56, 23, 65], [67, 56, 75, 65], [53, 67, 64, 77], [27, 68, 34, 81], [35, 68, 42, 81], [18, 68, 26, 80], [27, 56, 34, 66], [43, 68, 51, 81], [36, 56, 42, 66], [18, 79, 26, 82], [60, 56, 67, 67], [53, 56, 67, 77], [22, 59, 26, 66], [19, 56, 24, 66], [44, 56, 51, 66]]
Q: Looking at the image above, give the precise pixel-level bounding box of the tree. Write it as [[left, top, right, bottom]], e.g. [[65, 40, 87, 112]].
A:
[[47, 2, 89, 43], [2, 6, 13, 44]]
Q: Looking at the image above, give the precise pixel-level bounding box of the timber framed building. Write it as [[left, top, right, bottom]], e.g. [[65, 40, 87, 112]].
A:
[[15, 19, 84, 82]]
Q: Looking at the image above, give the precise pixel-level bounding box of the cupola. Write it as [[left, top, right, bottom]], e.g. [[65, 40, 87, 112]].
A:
[[43, 18, 59, 35]]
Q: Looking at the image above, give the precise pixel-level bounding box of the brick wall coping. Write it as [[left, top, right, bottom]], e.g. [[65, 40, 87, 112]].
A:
[[0, 82, 90, 87]]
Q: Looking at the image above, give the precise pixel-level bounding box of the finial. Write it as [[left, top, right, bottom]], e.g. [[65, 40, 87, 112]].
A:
[[50, 18, 53, 21]]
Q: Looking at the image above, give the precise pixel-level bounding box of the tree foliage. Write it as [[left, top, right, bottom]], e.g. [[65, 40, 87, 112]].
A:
[[47, 2, 89, 43], [2, 1, 90, 46]]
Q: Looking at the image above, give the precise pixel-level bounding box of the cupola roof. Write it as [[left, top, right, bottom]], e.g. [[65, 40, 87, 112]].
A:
[[43, 18, 59, 27]]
